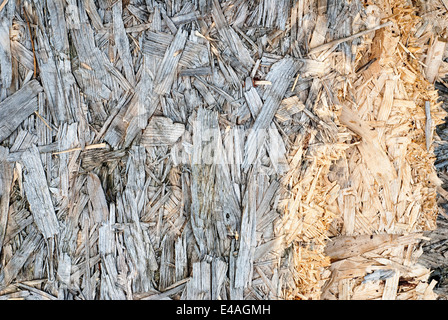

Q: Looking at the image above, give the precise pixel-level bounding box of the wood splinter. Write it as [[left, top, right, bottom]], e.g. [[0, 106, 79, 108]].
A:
[[52, 143, 108, 155], [308, 21, 394, 55]]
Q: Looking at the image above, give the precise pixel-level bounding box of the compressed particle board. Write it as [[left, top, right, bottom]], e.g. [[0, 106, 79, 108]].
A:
[[0, 0, 446, 301]]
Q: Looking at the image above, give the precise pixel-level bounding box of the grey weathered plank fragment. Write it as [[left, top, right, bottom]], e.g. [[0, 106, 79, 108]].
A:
[[234, 171, 257, 291], [243, 56, 300, 170], [31, 0, 76, 124], [56, 123, 79, 212], [175, 235, 188, 282], [0, 147, 12, 254], [98, 205, 127, 300], [0, 80, 43, 143], [0, 0, 14, 91], [211, 258, 228, 300], [87, 173, 109, 224], [46, 0, 69, 52], [211, 0, 254, 71], [142, 31, 209, 68], [259, 0, 290, 30], [154, 27, 188, 95], [141, 116, 185, 147], [10, 40, 35, 71], [182, 261, 211, 299], [104, 56, 156, 149], [119, 147, 158, 293], [21, 145, 59, 239], [112, 1, 136, 86], [191, 108, 240, 259], [70, 2, 131, 101], [0, 226, 42, 288]]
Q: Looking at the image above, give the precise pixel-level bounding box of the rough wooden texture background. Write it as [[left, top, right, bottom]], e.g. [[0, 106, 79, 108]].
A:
[[0, 0, 447, 300]]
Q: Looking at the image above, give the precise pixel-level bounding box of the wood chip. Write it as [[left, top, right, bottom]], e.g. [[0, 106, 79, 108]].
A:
[[0, 0, 445, 301]]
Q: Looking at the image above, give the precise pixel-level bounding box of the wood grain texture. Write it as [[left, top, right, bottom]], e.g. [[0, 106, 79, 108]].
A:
[[0, 0, 444, 301], [0, 80, 43, 143]]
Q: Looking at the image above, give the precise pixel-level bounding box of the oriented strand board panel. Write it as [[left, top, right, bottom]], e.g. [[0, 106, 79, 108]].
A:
[[0, 0, 446, 301]]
